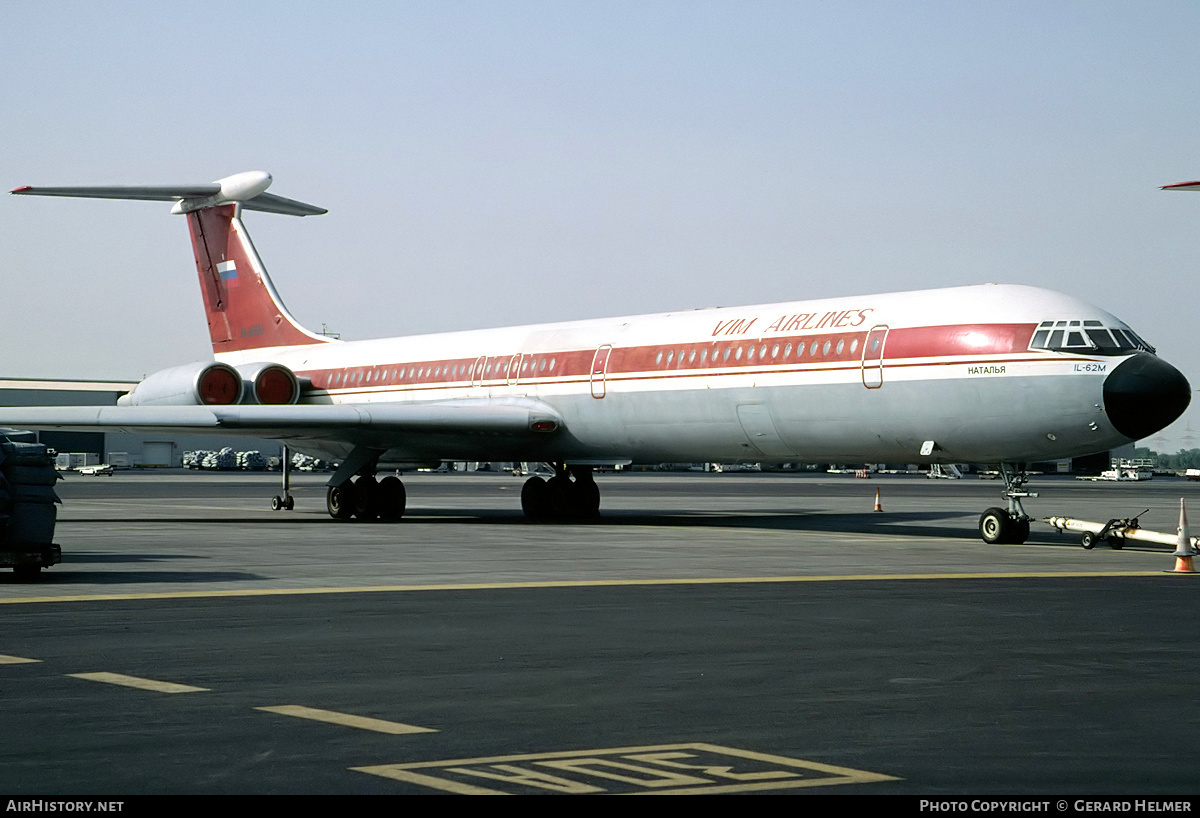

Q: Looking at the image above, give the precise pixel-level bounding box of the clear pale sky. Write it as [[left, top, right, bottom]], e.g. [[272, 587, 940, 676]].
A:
[[4, 2, 1200, 450]]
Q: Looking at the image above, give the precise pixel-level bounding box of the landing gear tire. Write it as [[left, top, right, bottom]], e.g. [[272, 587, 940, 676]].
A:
[[326, 482, 355, 520], [284, 495, 295, 511], [522, 469, 601, 521], [377, 475, 407, 521], [352, 475, 380, 520], [521, 475, 551, 520], [1010, 518, 1030, 545], [271, 495, 283, 511], [573, 478, 601, 519], [980, 507, 1013, 544]]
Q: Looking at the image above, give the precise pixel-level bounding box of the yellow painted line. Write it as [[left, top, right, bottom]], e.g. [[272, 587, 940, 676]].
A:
[[68, 672, 208, 693], [0, 571, 1173, 606], [0, 654, 40, 664], [257, 705, 436, 735]]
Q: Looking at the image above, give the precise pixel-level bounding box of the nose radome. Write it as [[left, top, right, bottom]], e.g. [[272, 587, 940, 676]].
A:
[[1103, 353, 1191, 440]]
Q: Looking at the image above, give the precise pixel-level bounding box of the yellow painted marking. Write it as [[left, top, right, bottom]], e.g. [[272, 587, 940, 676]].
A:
[[353, 742, 899, 795], [68, 672, 208, 693], [256, 705, 436, 735], [440, 765, 604, 794], [0, 654, 40, 664], [536, 758, 712, 787], [0, 571, 1170, 605]]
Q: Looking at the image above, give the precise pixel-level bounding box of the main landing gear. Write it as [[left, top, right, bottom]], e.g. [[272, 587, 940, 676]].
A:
[[978, 463, 1035, 544], [324, 447, 406, 522], [320, 450, 600, 522], [326, 473, 407, 521], [521, 464, 600, 521]]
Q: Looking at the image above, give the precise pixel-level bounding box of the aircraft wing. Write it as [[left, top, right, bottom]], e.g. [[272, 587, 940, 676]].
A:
[[0, 398, 564, 443]]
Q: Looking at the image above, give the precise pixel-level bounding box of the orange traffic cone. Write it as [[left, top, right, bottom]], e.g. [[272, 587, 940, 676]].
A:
[[873, 488, 883, 512], [1172, 498, 1196, 573]]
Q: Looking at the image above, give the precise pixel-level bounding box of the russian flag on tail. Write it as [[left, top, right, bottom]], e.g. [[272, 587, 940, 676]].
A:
[[217, 260, 240, 288]]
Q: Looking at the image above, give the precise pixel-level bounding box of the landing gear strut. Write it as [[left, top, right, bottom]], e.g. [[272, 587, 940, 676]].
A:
[[521, 464, 600, 521], [978, 463, 1034, 544], [324, 447, 406, 522], [270, 444, 295, 511]]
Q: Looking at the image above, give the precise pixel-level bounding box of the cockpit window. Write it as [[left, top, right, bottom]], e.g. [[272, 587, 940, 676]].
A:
[[1029, 320, 1154, 355]]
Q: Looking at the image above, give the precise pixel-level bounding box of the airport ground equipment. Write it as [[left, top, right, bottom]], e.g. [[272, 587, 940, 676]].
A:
[[1044, 506, 1200, 551], [0, 441, 62, 576]]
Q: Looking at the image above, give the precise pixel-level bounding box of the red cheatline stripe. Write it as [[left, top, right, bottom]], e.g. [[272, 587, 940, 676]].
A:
[[307, 354, 1100, 397], [296, 322, 1042, 392]]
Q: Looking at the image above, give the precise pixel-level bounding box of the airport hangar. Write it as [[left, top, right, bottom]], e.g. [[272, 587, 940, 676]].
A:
[[0, 377, 281, 466], [0, 377, 1125, 473]]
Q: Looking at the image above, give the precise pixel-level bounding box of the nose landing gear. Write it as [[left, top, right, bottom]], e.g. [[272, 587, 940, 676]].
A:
[[978, 464, 1035, 544]]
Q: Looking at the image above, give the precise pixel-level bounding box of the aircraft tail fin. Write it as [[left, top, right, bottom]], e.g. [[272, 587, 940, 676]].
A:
[[11, 171, 334, 356]]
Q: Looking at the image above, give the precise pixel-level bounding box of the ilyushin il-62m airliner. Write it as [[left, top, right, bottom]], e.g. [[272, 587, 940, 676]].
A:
[[5, 172, 1191, 544]]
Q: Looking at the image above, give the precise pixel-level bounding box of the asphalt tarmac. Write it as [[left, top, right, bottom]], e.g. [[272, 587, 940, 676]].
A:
[[1, 470, 1198, 795]]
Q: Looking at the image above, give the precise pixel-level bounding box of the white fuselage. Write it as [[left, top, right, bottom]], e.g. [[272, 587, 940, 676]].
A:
[[213, 283, 1142, 466]]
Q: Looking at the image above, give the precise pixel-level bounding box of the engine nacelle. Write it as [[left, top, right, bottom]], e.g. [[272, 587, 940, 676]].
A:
[[117, 362, 244, 407], [235, 362, 301, 405]]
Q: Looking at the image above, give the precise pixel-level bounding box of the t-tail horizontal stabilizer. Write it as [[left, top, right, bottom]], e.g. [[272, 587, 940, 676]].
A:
[[10, 171, 326, 216], [12, 171, 331, 354]]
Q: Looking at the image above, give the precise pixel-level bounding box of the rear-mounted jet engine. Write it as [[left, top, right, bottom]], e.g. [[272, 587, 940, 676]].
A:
[[235, 363, 301, 405], [117, 361, 244, 406]]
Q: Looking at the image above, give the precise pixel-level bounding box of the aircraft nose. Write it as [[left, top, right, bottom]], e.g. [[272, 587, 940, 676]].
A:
[[1103, 353, 1191, 440]]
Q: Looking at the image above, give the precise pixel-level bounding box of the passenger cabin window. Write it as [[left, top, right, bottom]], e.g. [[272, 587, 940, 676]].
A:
[[1029, 320, 1153, 355]]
